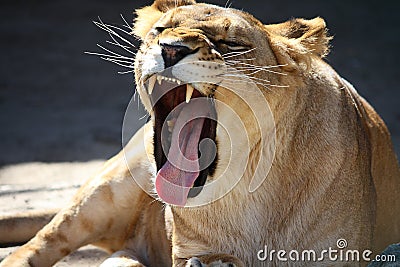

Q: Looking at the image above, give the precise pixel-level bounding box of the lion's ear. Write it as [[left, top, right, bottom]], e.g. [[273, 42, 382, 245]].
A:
[[133, 0, 196, 40], [266, 17, 331, 58], [153, 0, 196, 13], [265, 17, 331, 70]]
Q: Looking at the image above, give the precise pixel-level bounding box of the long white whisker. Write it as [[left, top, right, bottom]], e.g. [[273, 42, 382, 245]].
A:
[[118, 69, 136, 74], [94, 18, 136, 49], [95, 18, 135, 42], [222, 74, 288, 93], [96, 29, 136, 55], [222, 48, 257, 58], [226, 61, 287, 70], [222, 48, 255, 57], [223, 68, 272, 77], [105, 40, 134, 50], [220, 75, 253, 84], [226, 67, 285, 76], [225, 66, 266, 71], [222, 65, 281, 82], [104, 39, 137, 56], [238, 75, 271, 84], [266, 84, 290, 88], [224, 79, 275, 92], [222, 70, 272, 83], [95, 21, 137, 56], [120, 14, 132, 30], [225, 62, 287, 75], [105, 30, 136, 56], [139, 114, 149, 121], [220, 74, 254, 81], [221, 73, 267, 85], [220, 79, 271, 93], [101, 57, 135, 66], [85, 51, 134, 61], [94, 21, 127, 41], [244, 69, 264, 76], [222, 73, 276, 85], [101, 57, 135, 68], [96, 44, 127, 57]]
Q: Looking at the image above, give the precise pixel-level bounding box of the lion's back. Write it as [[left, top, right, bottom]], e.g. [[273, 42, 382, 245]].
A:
[[359, 95, 400, 253]]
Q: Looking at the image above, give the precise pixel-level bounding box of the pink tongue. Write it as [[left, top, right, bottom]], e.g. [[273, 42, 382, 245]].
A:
[[155, 101, 206, 206]]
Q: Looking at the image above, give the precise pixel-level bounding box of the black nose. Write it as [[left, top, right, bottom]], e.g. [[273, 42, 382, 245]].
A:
[[160, 43, 194, 68]]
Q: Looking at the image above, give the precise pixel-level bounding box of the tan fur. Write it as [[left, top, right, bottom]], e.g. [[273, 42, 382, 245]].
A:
[[1, 0, 399, 266]]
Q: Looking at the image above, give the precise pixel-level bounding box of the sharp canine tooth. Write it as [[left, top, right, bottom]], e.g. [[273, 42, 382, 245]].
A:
[[157, 75, 162, 85], [148, 76, 156, 94], [186, 85, 194, 103]]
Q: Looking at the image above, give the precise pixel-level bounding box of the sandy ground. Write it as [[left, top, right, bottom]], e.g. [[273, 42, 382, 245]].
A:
[[0, 161, 109, 265], [1, 245, 108, 267], [0, 0, 399, 265]]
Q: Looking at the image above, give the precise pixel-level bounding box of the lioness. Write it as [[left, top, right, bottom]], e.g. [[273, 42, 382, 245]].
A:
[[1, 0, 399, 266]]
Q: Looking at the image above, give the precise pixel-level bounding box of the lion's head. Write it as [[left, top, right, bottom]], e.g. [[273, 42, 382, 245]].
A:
[[133, 0, 331, 206]]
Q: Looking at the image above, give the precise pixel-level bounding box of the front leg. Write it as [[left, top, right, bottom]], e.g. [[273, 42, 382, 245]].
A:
[[0, 154, 150, 267], [0, 126, 170, 267], [183, 254, 245, 267]]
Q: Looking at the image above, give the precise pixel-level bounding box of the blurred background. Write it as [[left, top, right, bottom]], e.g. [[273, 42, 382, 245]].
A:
[[1, 0, 399, 166]]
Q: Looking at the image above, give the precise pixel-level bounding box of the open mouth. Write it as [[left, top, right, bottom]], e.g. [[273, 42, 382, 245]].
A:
[[145, 71, 218, 206]]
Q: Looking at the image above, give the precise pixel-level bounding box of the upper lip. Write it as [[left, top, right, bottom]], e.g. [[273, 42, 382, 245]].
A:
[[145, 73, 196, 103]]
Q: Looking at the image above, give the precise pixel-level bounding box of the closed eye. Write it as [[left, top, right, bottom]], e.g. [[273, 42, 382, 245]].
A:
[[218, 40, 250, 51], [155, 26, 169, 33]]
